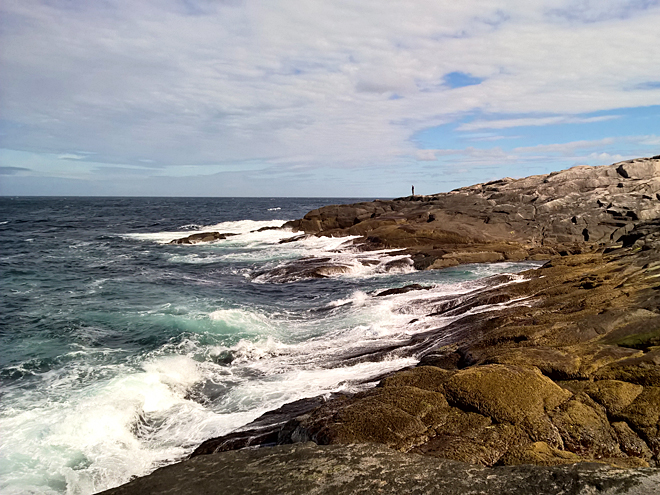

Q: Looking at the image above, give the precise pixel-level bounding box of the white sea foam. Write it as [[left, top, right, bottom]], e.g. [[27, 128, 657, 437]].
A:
[[125, 218, 418, 282], [250, 247, 414, 283], [165, 232, 363, 267], [0, 319, 421, 495], [325, 290, 370, 309], [0, 355, 224, 495], [207, 308, 276, 336], [124, 219, 290, 244]]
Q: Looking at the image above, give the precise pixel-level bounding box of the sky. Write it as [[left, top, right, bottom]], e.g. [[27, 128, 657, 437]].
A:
[[1, 0, 659, 197]]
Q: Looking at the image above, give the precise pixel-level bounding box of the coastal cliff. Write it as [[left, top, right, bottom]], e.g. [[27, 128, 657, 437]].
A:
[[101, 157, 660, 494]]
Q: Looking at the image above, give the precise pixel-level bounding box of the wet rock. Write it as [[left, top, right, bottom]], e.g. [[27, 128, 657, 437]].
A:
[[613, 421, 654, 462], [169, 231, 238, 244], [253, 258, 353, 283], [278, 234, 309, 243], [374, 284, 432, 297], [191, 397, 331, 456], [381, 257, 414, 271]]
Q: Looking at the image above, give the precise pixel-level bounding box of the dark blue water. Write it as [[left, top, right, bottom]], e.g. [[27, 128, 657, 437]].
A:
[[0, 197, 539, 494], [0, 198, 371, 372]]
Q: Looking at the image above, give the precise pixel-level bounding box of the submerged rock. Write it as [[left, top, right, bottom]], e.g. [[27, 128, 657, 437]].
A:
[[253, 257, 354, 283], [374, 284, 432, 297]]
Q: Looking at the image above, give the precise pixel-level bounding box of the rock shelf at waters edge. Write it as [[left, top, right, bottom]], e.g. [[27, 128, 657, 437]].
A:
[[101, 156, 660, 494]]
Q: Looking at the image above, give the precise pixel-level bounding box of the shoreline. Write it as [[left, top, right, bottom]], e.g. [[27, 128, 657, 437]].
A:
[[100, 157, 660, 494]]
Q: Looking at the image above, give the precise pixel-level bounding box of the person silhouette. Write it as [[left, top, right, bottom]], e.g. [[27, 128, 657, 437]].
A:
[[412, 185, 415, 196]]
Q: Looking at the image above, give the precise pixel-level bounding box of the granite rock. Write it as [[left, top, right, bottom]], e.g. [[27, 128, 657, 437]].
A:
[[108, 157, 660, 493], [98, 443, 660, 495], [284, 157, 660, 269]]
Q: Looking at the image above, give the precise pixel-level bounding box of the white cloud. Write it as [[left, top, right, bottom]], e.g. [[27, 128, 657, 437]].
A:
[[416, 146, 520, 168], [0, 0, 659, 182], [415, 148, 464, 161], [416, 150, 439, 161], [546, 0, 660, 23], [465, 134, 522, 142], [638, 135, 660, 146], [419, 133, 660, 178], [514, 137, 615, 154], [458, 116, 619, 132], [586, 151, 626, 162], [58, 153, 87, 160]]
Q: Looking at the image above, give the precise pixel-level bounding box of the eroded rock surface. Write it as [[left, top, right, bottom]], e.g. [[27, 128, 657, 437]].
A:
[[107, 157, 660, 493], [285, 157, 660, 269], [194, 236, 660, 470], [99, 443, 660, 495]]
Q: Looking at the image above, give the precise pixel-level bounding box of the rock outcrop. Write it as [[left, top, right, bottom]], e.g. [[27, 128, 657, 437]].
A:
[[188, 158, 660, 476], [169, 231, 238, 244], [285, 157, 660, 269], [99, 443, 660, 495], [105, 157, 660, 494], [192, 239, 660, 471]]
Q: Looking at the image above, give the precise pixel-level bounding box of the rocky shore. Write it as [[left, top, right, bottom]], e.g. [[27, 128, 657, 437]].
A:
[[101, 157, 660, 494], [284, 156, 660, 268]]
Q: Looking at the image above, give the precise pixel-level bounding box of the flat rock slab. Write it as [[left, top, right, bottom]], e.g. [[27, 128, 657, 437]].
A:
[[98, 443, 660, 495]]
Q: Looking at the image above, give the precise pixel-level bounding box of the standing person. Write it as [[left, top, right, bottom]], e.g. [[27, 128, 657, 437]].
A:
[[412, 185, 415, 196]]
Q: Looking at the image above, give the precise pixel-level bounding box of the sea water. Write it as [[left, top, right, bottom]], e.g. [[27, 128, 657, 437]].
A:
[[0, 197, 541, 494]]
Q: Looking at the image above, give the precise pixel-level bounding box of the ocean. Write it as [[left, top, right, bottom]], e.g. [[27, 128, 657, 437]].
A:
[[0, 197, 541, 494]]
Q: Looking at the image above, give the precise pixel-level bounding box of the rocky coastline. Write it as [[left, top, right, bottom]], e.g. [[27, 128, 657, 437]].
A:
[[101, 157, 660, 494]]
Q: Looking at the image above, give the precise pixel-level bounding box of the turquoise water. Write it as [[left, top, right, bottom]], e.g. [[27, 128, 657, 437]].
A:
[[0, 197, 540, 494]]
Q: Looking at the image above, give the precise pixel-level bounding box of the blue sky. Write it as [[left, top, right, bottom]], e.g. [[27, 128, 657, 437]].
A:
[[1, 0, 659, 197]]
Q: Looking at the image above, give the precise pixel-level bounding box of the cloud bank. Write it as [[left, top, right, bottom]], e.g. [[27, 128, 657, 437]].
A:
[[1, 0, 659, 195]]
